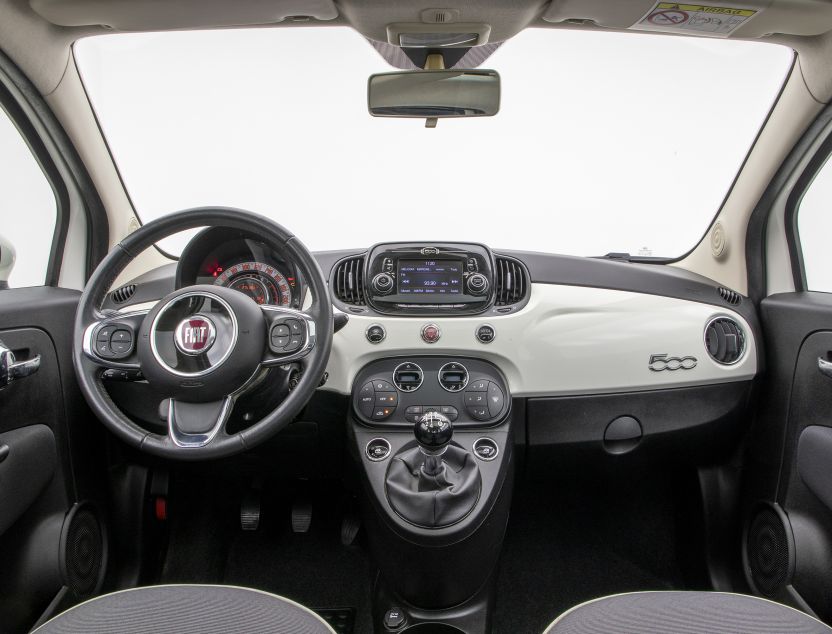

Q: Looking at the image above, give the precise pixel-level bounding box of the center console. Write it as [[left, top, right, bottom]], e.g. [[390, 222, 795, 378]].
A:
[[349, 356, 514, 633], [365, 243, 494, 315]]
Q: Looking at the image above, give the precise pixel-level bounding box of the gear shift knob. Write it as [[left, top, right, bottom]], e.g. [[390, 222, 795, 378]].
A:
[[414, 411, 453, 475]]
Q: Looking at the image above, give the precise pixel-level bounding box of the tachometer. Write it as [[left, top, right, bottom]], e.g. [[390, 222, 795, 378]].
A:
[[214, 261, 293, 306]]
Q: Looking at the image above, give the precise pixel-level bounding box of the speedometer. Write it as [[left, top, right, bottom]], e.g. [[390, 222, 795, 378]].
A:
[[214, 261, 293, 306]]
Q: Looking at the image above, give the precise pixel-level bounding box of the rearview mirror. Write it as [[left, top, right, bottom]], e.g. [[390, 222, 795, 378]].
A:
[[368, 70, 500, 120]]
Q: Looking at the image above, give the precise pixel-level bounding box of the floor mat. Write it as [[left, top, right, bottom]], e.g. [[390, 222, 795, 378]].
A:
[[492, 473, 690, 634], [222, 496, 374, 634]]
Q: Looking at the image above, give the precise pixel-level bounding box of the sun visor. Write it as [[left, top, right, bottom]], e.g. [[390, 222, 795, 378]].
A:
[[29, 0, 338, 30], [542, 0, 832, 38]]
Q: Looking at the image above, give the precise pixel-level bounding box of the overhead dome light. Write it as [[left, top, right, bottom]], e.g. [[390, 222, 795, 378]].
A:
[[399, 32, 480, 48]]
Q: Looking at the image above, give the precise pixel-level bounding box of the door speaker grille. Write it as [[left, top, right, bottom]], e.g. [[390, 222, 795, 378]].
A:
[[744, 502, 793, 597], [60, 502, 107, 598]]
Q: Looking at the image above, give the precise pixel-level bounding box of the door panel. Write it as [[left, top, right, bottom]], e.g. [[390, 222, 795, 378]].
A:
[[748, 292, 832, 620], [0, 287, 106, 633]]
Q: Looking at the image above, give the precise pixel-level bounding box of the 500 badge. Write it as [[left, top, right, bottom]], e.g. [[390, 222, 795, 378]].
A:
[[648, 353, 697, 372]]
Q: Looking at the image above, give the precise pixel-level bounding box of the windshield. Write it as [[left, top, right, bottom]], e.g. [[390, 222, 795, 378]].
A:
[[75, 27, 792, 258]]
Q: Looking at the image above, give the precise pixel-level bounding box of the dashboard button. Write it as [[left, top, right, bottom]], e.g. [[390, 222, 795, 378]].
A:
[[440, 405, 458, 421], [473, 438, 499, 461], [475, 324, 496, 344], [373, 380, 395, 392], [373, 407, 395, 420], [358, 395, 375, 417], [465, 392, 487, 406], [468, 379, 488, 391], [360, 382, 375, 397], [487, 382, 505, 417], [367, 438, 392, 462], [468, 406, 490, 421], [420, 324, 441, 344], [366, 324, 386, 344], [375, 392, 398, 406]]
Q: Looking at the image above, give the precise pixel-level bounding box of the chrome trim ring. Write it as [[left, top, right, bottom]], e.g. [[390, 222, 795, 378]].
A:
[[393, 361, 423, 392], [475, 323, 496, 344], [473, 437, 499, 462], [438, 362, 469, 393], [365, 437, 392, 462], [703, 315, 747, 366], [150, 292, 238, 378]]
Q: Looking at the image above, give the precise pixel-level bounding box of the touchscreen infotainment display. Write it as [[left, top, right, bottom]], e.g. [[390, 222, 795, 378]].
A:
[[398, 260, 463, 295]]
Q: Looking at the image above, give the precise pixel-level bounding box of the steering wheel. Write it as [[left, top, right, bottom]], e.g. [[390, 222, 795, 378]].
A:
[[72, 208, 333, 460]]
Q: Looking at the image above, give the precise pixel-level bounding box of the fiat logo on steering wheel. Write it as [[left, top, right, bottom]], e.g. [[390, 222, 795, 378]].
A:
[[174, 315, 217, 355]]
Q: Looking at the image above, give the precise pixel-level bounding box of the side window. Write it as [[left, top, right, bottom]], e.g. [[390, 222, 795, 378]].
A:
[[798, 155, 832, 292], [0, 105, 58, 289]]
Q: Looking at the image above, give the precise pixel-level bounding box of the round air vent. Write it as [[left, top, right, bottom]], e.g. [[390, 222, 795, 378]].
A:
[[393, 362, 423, 392], [705, 317, 746, 365], [438, 362, 468, 392]]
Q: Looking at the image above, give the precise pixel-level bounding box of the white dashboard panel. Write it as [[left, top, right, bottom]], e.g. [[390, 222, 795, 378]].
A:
[[322, 283, 757, 397]]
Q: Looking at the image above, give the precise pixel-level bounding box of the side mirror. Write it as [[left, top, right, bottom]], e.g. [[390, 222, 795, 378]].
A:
[[0, 234, 16, 290], [368, 69, 500, 122]]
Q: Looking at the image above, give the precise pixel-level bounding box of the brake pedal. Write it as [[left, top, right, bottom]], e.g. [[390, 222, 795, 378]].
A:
[[291, 500, 313, 533], [240, 490, 261, 531]]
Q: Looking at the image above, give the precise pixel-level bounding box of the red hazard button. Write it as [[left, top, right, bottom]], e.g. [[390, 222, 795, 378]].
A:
[[421, 323, 441, 344]]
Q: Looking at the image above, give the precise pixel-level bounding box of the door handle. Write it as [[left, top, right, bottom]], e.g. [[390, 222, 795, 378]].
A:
[[0, 339, 40, 389], [819, 357, 832, 380]]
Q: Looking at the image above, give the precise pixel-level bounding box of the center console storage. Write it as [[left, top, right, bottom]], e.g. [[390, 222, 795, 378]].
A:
[[349, 356, 514, 633]]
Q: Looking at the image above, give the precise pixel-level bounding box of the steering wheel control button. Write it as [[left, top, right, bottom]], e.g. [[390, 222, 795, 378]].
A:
[[95, 340, 112, 357], [383, 607, 406, 630], [420, 323, 441, 344], [285, 319, 303, 335], [272, 324, 290, 338], [366, 324, 386, 344], [96, 326, 114, 342], [475, 324, 496, 343], [285, 335, 303, 352], [473, 438, 499, 461], [366, 438, 392, 462]]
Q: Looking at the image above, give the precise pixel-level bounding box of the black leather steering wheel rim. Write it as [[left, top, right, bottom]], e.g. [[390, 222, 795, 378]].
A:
[[72, 207, 333, 460]]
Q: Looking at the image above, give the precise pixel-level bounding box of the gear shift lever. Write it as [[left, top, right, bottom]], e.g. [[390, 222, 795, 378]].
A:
[[414, 411, 453, 476]]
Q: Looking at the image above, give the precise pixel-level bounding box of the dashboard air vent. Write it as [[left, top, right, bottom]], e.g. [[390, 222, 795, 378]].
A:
[[718, 287, 742, 305], [111, 284, 136, 304], [705, 317, 746, 365], [393, 362, 423, 392], [332, 256, 366, 306], [494, 257, 528, 306]]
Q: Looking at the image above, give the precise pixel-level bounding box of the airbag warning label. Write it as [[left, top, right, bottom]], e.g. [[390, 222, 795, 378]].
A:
[[636, 3, 758, 36]]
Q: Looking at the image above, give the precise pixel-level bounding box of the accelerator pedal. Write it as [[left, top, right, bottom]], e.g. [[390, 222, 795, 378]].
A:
[[240, 489, 261, 531]]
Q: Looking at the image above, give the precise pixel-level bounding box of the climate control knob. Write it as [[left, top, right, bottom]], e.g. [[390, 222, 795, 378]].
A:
[[466, 273, 488, 295], [372, 272, 395, 295]]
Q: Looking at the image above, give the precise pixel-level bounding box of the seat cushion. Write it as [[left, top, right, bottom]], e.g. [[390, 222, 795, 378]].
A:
[[34, 584, 334, 634], [544, 591, 832, 634]]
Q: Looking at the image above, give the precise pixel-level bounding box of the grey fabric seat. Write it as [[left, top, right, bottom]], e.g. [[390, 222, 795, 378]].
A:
[[34, 584, 334, 634], [544, 591, 832, 634]]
